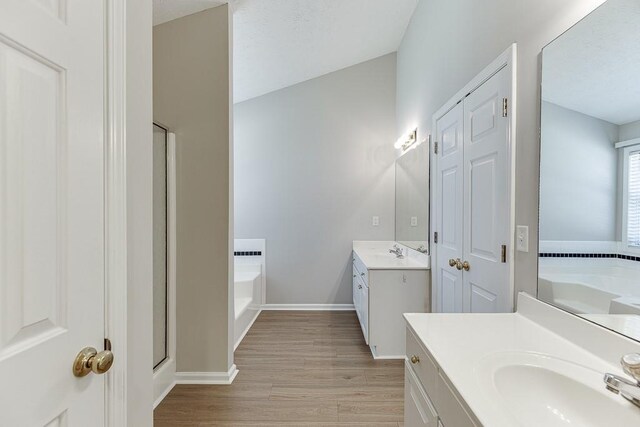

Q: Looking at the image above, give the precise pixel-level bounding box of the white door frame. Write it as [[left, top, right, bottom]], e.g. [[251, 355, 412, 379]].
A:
[[430, 44, 517, 313], [105, 0, 129, 424]]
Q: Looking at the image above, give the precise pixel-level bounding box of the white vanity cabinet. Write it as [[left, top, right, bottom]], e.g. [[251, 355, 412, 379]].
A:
[[352, 248, 429, 358], [405, 327, 479, 427]]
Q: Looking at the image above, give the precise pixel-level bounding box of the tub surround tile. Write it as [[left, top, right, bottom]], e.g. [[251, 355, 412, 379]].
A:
[[539, 252, 640, 262]]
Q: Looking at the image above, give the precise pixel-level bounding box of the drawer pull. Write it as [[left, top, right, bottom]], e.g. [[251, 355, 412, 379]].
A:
[[360, 272, 365, 276], [410, 355, 420, 364]]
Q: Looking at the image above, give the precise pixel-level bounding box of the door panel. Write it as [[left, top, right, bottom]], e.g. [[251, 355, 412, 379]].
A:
[[0, 35, 68, 350], [470, 282, 498, 313], [435, 103, 464, 313], [0, 0, 105, 425], [469, 154, 498, 260], [440, 270, 462, 313], [463, 66, 511, 313]]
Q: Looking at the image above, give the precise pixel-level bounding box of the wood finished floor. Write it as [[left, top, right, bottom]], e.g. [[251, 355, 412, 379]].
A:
[[154, 311, 405, 426]]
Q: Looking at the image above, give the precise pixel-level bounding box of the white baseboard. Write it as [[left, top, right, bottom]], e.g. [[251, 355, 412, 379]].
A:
[[372, 354, 406, 360], [153, 358, 176, 408], [175, 364, 239, 385], [153, 380, 176, 409], [261, 304, 355, 311], [234, 309, 261, 350]]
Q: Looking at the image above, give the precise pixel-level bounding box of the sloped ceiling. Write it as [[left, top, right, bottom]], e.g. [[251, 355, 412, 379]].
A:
[[153, 0, 419, 103]]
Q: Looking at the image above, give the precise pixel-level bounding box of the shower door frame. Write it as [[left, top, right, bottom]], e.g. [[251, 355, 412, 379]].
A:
[[151, 123, 177, 407]]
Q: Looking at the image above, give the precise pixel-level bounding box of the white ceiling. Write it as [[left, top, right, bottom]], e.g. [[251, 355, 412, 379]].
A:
[[153, 0, 419, 103], [542, 0, 640, 125]]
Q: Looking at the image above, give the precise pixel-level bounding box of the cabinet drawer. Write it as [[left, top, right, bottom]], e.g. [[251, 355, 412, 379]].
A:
[[352, 252, 368, 284], [406, 327, 438, 395], [405, 360, 438, 426]]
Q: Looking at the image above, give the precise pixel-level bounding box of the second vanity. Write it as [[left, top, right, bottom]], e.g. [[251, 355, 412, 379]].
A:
[[353, 241, 430, 358], [404, 293, 640, 426]]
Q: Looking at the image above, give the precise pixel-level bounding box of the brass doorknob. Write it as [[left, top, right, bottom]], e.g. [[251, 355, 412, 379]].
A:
[[462, 261, 470, 271], [73, 347, 114, 377], [410, 355, 420, 364], [448, 258, 456, 267]]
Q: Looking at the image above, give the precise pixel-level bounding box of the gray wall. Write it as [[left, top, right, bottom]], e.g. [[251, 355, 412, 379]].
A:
[[153, 5, 232, 373], [539, 102, 618, 241], [234, 54, 397, 305], [396, 0, 607, 298], [621, 119, 640, 141]]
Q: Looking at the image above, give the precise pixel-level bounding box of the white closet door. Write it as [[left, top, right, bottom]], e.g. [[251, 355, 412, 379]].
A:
[[462, 66, 512, 313], [435, 103, 464, 313]]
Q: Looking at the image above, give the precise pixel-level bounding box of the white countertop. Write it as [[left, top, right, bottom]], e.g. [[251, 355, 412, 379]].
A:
[[353, 240, 430, 270], [404, 295, 640, 426]]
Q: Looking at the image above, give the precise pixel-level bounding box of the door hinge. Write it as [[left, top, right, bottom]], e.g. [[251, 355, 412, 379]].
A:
[[104, 338, 112, 351], [501, 244, 507, 263], [434, 232, 438, 244], [502, 98, 508, 118], [434, 141, 438, 155]]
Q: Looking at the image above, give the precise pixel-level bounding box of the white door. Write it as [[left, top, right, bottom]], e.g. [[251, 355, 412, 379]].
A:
[[0, 0, 107, 425], [435, 102, 464, 313], [462, 66, 512, 312]]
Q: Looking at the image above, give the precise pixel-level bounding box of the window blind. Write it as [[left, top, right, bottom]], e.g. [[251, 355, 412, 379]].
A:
[[628, 151, 640, 247]]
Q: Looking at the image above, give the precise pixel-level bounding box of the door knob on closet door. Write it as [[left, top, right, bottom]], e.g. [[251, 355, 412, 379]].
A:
[[462, 260, 470, 271], [450, 258, 463, 270]]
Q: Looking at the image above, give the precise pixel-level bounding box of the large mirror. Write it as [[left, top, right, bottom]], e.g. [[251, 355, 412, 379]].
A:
[[538, 0, 640, 341], [395, 142, 429, 252]]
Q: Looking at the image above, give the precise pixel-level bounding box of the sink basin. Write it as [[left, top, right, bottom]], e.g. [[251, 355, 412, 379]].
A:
[[474, 351, 640, 426]]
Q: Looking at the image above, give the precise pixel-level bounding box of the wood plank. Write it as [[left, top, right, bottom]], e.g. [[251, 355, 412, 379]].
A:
[[154, 311, 405, 424], [270, 384, 403, 401], [338, 401, 404, 422]]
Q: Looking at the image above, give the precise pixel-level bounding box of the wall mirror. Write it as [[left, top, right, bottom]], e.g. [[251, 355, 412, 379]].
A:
[[395, 142, 429, 252], [538, 0, 640, 341]]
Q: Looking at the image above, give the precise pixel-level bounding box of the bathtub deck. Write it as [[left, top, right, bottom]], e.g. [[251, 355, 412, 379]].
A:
[[154, 311, 405, 426]]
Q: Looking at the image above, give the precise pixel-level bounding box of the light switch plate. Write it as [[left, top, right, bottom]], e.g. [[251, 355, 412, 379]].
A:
[[372, 216, 379, 227], [411, 216, 418, 227], [516, 225, 529, 252]]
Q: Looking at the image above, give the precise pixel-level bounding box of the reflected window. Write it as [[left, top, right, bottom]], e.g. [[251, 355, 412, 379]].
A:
[[625, 148, 640, 248]]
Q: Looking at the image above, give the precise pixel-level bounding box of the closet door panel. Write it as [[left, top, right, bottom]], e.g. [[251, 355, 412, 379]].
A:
[[435, 103, 464, 313], [462, 66, 511, 313]]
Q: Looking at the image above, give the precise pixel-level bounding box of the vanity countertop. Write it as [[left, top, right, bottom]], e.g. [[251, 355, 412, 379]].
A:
[[353, 240, 430, 270], [404, 293, 640, 426]]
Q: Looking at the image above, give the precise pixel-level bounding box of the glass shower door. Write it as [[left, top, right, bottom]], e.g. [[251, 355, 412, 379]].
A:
[[153, 123, 168, 369]]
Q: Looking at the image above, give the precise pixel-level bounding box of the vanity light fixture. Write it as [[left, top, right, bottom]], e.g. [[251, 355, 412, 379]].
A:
[[394, 128, 418, 151]]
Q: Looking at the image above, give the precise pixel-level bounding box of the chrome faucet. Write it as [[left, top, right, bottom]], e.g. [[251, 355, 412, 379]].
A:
[[604, 353, 640, 408], [389, 244, 404, 258]]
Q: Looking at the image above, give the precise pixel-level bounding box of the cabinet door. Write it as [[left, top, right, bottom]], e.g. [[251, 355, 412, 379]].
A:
[[361, 283, 369, 341], [405, 363, 439, 426], [353, 265, 358, 306]]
